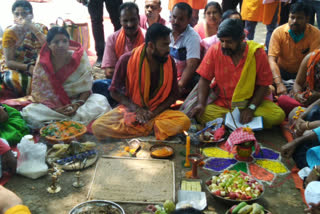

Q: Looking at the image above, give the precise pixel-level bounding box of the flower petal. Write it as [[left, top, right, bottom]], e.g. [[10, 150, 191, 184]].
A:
[[229, 162, 248, 174], [249, 163, 275, 182], [205, 158, 237, 172], [202, 147, 234, 158], [253, 148, 280, 160], [255, 159, 288, 174]]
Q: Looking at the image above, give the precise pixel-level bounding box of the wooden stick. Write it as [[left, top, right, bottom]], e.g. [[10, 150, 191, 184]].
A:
[[87, 159, 99, 199], [223, 87, 238, 129], [126, 138, 181, 144], [147, 139, 181, 144]]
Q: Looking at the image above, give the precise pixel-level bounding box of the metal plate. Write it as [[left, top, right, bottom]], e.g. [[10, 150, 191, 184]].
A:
[[69, 200, 125, 214], [205, 174, 265, 205]]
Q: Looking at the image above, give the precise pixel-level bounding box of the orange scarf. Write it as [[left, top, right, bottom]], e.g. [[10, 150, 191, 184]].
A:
[[115, 28, 145, 59], [306, 49, 320, 90], [126, 44, 173, 111]]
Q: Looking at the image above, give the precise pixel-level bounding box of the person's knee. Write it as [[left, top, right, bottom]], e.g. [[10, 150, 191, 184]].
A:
[[256, 101, 285, 127], [276, 107, 286, 123], [91, 120, 105, 139], [0, 186, 23, 213], [2, 150, 17, 174], [265, 106, 286, 127]]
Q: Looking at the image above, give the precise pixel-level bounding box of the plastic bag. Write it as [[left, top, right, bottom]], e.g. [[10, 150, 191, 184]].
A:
[[17, 135, 48, 179]]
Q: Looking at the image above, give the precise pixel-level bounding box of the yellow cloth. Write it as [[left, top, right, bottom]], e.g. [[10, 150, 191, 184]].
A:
[[1, 23, 48, 96], [2, 29, 18, 48], [5, 205, 31, 214], [198, 100, 285, 129], [241, 0, 280, 25], [232, 41, 264, 108], [92, 106, 191, 140]]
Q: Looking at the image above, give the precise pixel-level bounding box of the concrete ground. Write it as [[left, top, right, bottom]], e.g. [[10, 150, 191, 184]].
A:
[[0, 0, 307, 214], [4, 129, 306, 214]]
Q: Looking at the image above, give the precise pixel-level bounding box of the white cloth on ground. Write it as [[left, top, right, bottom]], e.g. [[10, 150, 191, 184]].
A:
[[21, 93, 111, 129]]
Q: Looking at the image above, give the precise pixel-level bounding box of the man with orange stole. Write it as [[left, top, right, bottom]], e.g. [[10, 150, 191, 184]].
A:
[[92, 2, 145, 107], [92, 23, 191, 140]]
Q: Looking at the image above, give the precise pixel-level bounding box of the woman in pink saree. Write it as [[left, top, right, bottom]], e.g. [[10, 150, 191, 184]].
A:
[[21, 27, 111, 129]]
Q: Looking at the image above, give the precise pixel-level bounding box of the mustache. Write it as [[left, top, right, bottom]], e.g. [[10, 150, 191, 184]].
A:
[[221, 48, 233, 56], [221, 48, 232, 52], [125, 26, 137, 30]]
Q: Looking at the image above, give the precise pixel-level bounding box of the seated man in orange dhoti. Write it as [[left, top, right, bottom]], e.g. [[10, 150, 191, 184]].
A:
[[92, 23, 191, 140]]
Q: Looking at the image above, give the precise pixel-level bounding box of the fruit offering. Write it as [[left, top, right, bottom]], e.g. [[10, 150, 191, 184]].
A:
[[228, 202, 272, 214], [206, 170, 263, 201], [145, 200, 175, 214]]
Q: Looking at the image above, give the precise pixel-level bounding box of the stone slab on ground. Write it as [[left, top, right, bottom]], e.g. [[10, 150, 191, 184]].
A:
[[88, 157, 175, 203]]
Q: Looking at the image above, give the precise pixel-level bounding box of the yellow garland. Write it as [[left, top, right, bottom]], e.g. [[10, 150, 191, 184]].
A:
[[242, 127, 254, 134], [292, 106, 305, 120]]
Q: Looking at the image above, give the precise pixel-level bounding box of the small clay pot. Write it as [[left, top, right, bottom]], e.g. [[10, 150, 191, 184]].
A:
[[235, 142, 254, 162]]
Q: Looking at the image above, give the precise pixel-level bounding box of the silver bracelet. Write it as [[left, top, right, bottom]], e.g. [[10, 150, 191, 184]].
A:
[[76, 100, 85, 105]]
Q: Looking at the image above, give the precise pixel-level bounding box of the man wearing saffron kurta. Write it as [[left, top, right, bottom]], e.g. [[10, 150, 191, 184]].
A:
[[92, 23, 191, 140], [191, 19, 285, 129], [92, 2, 145, 107]]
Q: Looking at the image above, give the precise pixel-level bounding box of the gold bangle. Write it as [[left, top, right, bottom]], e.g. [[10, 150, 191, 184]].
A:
[[273, 75, 281, 79]]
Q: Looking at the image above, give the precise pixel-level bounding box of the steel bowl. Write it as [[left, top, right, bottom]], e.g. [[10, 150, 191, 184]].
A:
[[205, 174, 265, 205], [69, 200, 125, 214]]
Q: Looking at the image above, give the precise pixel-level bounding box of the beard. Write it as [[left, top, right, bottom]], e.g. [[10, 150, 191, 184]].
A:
[[221, 42, 242, 56], [152, 51, 169, 64], [221, 48, 234, 56]]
